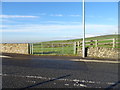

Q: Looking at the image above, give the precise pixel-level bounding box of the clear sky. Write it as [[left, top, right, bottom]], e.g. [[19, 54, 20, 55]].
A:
[[1, 2, 118, 43]]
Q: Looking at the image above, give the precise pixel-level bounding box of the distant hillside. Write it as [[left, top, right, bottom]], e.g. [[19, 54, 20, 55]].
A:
[[39, 34, 119, 43]]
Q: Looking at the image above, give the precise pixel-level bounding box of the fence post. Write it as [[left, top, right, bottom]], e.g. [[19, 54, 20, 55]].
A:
[[29, 43, 33, 54], [74, 42, 76, 54], [31, 43, 33, 54], [95, 40, 98, 47], [52, 43, 53, 52], [77, 41, 80, 47], [62, 43, 63, 55], [41, 43, 43, 54], [113, 38, 116, 48]]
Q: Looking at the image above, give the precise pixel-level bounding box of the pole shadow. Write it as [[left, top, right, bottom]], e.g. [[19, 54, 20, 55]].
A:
[[85, 47, 88, 57], [33, 51, 60, 55], [105, 81, 120, 90], [20, 74, 71, 90]]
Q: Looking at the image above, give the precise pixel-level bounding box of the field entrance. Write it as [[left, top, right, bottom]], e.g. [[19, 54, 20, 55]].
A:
[[30, 42, 76, 55]]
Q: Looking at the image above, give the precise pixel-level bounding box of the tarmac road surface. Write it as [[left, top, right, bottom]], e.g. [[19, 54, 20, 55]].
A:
[[1, 53, 119, 89]]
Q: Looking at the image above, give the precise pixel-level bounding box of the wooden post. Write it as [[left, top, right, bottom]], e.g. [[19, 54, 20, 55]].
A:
[[31, 43, 33, 54], [77, 41, 80, 47], [29, 43, 33, 54], [41, 43, 43, 54], [62, 43, 63, 55], [113, 38, 116, 48], [74, 42, 77, 55], [95, 40, 98, 47], [52, 43, 53, 52]]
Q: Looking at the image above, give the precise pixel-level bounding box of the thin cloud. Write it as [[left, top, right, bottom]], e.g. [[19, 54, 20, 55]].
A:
[[1, 24, 117, 34], [86, 15, 94, 18], [69, 15, 81, 17], [0, 19, 16, 23], [39, 13, 46, 15], [1, 24, 81, 32], [107, 18, 116, 21], [47, 21, 81, 24], [86, 15, 103, 18], [0, 15, 39, 18], [50, 14, 63, 17], [85, 34, 97, 38], [0, 25, 8, 28]]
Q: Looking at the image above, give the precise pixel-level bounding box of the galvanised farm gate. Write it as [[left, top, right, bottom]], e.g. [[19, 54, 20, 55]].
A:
[[29, 42, 79, 55]]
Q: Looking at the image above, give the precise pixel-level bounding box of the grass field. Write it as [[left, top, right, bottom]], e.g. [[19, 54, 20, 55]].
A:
[[33, 46, 74, 55], [33, 34, 120, 55], [40, 34, 119, 43]]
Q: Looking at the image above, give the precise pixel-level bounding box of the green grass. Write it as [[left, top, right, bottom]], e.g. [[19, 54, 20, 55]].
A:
[[39, 34, 119, 43], [33, 45, 74, 55]]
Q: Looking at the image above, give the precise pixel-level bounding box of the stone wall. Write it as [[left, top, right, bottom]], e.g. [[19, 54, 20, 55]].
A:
[[0, 43, 29, 54], [77, 47, 120, 59]]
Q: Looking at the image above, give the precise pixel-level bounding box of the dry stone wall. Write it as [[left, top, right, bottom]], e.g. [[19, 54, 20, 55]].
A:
[[77, 47, 119, 59], [0, 43, 119, 59], [0, 43, 29, 54]]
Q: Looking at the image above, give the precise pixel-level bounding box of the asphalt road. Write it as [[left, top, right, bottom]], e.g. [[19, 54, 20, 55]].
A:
[[1, 53, 119, 89]]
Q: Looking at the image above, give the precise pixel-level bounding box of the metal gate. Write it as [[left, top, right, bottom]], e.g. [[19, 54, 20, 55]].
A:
[[29, 42, 77, 55]]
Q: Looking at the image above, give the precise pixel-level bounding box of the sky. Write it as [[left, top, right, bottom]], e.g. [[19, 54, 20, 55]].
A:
[[1, 2, 118, 43]]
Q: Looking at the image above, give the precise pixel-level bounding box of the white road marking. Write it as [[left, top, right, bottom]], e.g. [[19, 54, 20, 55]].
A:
[[74, 83, 87, 87], [0, 55, 12, 58], [54, 83, 56, 85], [70, 59, 120, 64], [64, 84, 69, 86], [3, 74, 115, 86], [27, 80, 36, 83]]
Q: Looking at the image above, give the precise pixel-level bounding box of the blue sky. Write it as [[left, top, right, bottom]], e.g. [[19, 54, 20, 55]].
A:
[[1, 2, 118, 43]]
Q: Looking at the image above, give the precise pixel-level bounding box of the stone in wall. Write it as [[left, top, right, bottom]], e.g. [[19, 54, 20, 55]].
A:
[[88, 47, 119, 59], [0, 43, 29, 54], [77, 47, 119, 59]]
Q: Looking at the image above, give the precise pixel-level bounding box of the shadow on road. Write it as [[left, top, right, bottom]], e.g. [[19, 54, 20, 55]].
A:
[[20, 74, 71, 90], [105, 81, 120, 90], [33, 51, 59, 55]]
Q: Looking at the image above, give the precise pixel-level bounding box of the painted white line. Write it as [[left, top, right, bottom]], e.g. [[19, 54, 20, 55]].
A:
[[74, 83, 87, 87], [3, 74, 114, 85], [70, 59, 120, 64], [27, 80, 36, 83], [64, 84, 69, 86], [0, 55, 12, 58]]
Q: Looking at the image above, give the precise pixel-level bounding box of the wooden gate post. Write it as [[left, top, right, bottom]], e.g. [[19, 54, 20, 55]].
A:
[[41, 43, 43, 54], [95, 40, 98, 47], [74, 42, 76, 55], [113, 38, 116, 48], [31, 43, 33, 54], [29, 43, 33, 54], [77, 41, 80, 47]]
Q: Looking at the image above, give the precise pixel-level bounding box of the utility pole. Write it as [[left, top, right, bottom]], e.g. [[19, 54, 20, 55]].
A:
[[82, 0, 85, 58]]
